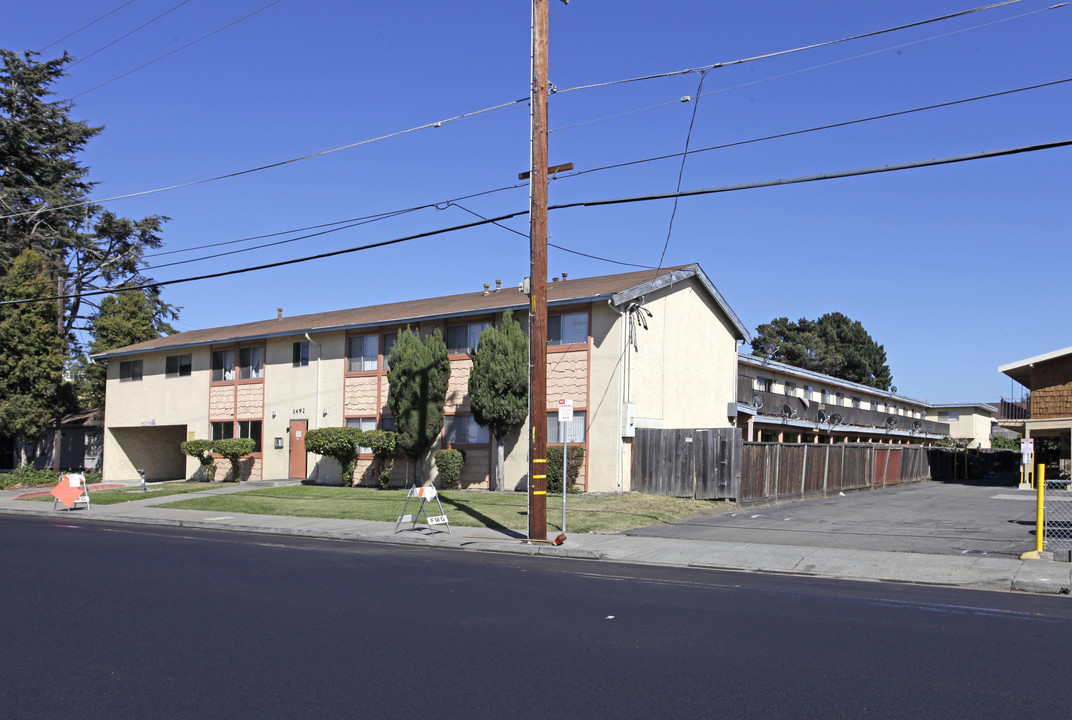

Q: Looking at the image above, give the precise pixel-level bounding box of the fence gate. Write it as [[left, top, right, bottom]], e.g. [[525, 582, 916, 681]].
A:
[[632, 428, 742, 499]]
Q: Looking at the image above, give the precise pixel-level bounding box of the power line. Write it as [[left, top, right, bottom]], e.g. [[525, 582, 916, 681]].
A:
[[553, 1, 1033, 95], [3, 138, 1066, 307], [551, 4, 1065, 135], [9, 0, 1041, 224], [38, 0, 141, 52], [69, 0, 195, 68], [64, 0, 286, 101], [560, 78, 1072, 180]]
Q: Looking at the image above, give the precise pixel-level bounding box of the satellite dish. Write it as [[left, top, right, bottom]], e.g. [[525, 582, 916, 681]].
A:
[[762, 342, 777, 357], [886, 416, 898, 428], [817, 410, 828, 423], [830, 413, 843, 426], [782, 403, 797, 419], [752, 394, 763, 409], [913, 420, 923, 431], [890, 386, 898, 394]]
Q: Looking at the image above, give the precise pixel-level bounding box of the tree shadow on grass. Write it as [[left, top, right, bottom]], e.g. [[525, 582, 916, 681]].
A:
[[438, 494, 526, 537]]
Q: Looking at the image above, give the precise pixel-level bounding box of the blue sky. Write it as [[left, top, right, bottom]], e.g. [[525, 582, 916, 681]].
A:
[[4, 0, 1069, 404]]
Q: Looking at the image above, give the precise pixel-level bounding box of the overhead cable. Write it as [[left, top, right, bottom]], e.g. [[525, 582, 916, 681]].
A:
[[38, 0, 140, 52], [3, 138, 1067, 307], [69, 0, 194, 68]]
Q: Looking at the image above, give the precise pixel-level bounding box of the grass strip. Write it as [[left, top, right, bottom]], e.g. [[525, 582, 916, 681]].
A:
[[159, 486, 733, 533]]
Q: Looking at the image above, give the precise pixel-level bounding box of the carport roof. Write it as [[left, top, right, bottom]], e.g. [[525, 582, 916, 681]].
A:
[[999, 346, 1072, 389]]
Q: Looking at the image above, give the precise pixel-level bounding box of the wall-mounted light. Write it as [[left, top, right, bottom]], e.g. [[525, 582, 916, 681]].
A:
[[271, 410, 277, 419], [323, 408, 329, 417]]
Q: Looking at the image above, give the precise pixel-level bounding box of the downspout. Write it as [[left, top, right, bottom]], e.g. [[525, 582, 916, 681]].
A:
[[613, 300, 626, 494]]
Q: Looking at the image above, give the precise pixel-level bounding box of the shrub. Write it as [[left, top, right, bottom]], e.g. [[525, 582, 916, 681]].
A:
[[180, 439, 217, 482], [546, 445, 585, 494], [0, 466, 101, 489], [304, 427, 365, 486], [364, 429, 398, 489], [434, 448, 465, 489], [213, 438, 256, 482]]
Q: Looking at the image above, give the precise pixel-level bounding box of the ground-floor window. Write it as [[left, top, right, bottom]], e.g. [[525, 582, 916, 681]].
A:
[[547, 410, 586, 443], [444, 414, 489, 445]]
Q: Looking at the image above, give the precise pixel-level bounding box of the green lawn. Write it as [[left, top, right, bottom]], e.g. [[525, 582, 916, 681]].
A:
[[159, 486, 733, 533], [26, 481, 214, 505]]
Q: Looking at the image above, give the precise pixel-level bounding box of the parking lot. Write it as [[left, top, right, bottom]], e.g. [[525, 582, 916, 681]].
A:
[[627, 477, 1046, 558]]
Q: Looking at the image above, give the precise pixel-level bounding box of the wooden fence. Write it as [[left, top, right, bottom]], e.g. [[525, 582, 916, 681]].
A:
[[738, 443, 931, 505], [631, 428, 742, 499]]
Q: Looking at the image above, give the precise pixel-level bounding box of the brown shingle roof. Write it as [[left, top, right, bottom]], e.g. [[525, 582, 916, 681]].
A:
[[94, 263, 747, 358]]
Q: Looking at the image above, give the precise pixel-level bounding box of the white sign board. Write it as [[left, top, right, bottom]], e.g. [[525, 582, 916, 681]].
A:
[[1021, 438, 1034, 465], [558, 398, 573, 423]]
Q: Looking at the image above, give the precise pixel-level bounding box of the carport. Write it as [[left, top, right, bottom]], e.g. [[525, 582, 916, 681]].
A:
[[106, 425, 188, 482]]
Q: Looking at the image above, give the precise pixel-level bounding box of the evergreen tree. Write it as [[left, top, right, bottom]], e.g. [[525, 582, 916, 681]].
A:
[[0, 249, 64, 465], [1, 50, 174, 355], [468, 310, 528, 491], [752, 312, 892, 390], [386, 327, 451, 484]]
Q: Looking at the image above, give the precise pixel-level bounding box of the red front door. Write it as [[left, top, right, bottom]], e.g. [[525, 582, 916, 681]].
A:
[[289, 420, 308, 480]]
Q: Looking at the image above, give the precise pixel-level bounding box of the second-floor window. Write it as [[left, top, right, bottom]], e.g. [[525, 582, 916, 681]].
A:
[[548, 312, 587, 346], [119, 359, 143, 382], [293, 341, 309, 367], [446, 322, 490, 355], [165, 354, 191, 378], [347, 334, 378, 372]]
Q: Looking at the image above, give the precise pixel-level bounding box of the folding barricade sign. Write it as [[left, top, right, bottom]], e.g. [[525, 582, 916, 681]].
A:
[[51, 473, 90, 511], [395, 485, 451, 534]]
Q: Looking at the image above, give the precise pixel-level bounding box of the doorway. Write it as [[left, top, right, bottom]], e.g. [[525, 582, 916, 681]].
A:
[[289, 420, 308, 480]]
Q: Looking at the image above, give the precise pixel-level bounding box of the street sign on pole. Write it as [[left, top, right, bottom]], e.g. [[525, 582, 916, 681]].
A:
[[558, 399, 573, 532]]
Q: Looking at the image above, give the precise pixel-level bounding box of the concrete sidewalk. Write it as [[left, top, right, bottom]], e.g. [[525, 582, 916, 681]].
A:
[[1, 481, 1069, 596]]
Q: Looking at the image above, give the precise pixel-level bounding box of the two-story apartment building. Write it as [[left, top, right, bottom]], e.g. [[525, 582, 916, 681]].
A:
[[733, 354, 952, 444], [93, 264, 750, 492]]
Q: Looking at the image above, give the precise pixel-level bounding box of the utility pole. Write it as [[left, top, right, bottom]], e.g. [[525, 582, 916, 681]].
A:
[[527, 0, 550, 541]]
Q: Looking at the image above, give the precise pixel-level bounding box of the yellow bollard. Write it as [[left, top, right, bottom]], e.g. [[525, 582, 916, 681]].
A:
[[1021, 464, 1047, 559]]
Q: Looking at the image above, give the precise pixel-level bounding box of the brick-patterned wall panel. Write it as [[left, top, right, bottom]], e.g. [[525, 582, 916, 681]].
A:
[[459, 448, 490, 489], [236, 384, 263, 417], [1032, 357, 1072, 419], [209, 386, 235, 419], [344, 376, 380, 415], [546, 350, 588, 409], [445, 357, 472, 413]]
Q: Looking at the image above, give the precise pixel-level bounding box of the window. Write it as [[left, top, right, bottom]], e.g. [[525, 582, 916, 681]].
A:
[[835, 392, 845, 406], [755, 377, 772, 393], [346, 417, 376, 453], [212, 349, 235, 382], [548, 411, 586, 443], [380, 416, 397, 432], [851, 397, 861, 409], [165, 354, 191, 378], [444, 415, 489, 445], [804, 385, 813, 399], [119, 359, 143, 382], [293, 341, 309, 367], [446, 322, 489, 355], [822, 389, 831, 404], [870, 401, 879, 412], [548, 312, 587, 346], [237, 420, 263, 453], [382, 332, 397, 370], [784, 382, 797, 397], [211, 421, 234, 441], [347, 334, 378, 372], [238, 346, 264, 380]]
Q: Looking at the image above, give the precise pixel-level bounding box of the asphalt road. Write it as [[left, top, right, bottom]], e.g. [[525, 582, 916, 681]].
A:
[[628, 478, 1041, 557], [3, 515, 1069, 719]]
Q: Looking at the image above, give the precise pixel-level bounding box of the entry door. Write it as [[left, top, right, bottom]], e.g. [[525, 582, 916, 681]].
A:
[[289, 420, 308, 480]]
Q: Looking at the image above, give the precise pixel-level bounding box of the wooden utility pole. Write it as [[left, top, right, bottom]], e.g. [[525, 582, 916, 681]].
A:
[[527, 0, 550, 541]]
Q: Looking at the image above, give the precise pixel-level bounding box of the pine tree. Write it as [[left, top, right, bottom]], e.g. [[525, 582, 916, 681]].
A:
[[468, 310, 528, 491], [0, 249, 65, 465], [386, 327, 451, 484], [1, 50, 174, 357]]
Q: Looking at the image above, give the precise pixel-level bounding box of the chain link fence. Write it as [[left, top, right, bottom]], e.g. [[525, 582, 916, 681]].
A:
[[1044, 470, 1072, 550]]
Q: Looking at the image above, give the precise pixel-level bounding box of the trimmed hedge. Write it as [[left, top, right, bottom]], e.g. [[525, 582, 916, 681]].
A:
[[434, 448, 465, 489], [546, 445, 584, 494]]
